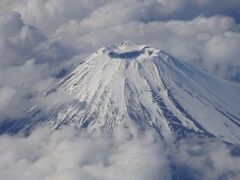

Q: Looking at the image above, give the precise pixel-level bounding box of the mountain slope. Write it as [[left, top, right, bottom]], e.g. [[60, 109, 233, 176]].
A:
[[45, 42, 240, 144]]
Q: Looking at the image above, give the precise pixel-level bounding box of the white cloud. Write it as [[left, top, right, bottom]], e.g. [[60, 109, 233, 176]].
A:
[[0, 2, 240, 179], [0, 58, 76, 120], [53, 15, 240, 81], [8, 0, 240, 34], [0, 11, 23, 38], [0, 59, 51, 119], [0, 87, 16, 110], [0, 11, 45, 67], [0, 126, 239, 180], [10, 0, 108, 33], [0, 11, 78, 68], [0, 0, 239, 82], [169, 137, 240, 179], [0, 12, 78, 120], [0, 126, 170, 180]]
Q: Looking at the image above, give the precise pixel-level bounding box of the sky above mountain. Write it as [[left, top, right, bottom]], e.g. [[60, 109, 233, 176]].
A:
[[0, 1, 240, 179]]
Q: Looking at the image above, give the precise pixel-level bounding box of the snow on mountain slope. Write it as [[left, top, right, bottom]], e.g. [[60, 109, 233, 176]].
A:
[[45, 41, 240, 144]]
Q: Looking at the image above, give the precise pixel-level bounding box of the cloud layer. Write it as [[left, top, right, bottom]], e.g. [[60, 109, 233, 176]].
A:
[[1, 0, 238, 81], [0, 2, 240, 179], [0, 11, 78, 120], [0, 126, 240, 180]]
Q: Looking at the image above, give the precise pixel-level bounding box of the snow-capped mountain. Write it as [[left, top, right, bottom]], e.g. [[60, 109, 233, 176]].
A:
[[46, 41, 240, 144], [1, 41, 240, 144]]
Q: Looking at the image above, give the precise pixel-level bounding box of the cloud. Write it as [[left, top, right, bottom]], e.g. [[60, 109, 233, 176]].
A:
[[54, 14, 240, 81], [0, 2, 240, 179], [0, 126, 170, 180], [0, 58, 76, 121], [0, 59, 51, 119], [0, 12, 79, 120], [0, 0, 239, 84], [0, 11, 23, 38], [7, 0, 240, 34], [0, 126, 239, 180], [10, 0, 108, 33], [0, 11, 78, 68], [169, 138, 240, 179]]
